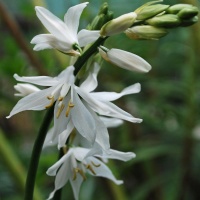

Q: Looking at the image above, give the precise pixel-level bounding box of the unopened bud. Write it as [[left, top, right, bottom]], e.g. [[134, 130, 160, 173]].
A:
[[180, 16, 198, 27], [167, 4, 198, 15], [100, 12, 137, 36], [146, 14, 181, 28], [136, 4, 170, 20], [178, 7, 199, 19], [125, 25, 168, 40]]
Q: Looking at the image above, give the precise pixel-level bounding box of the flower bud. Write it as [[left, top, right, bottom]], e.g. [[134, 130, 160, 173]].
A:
[[136, 4, 170, 20], [100, 12, 137, 36], [125, 25, 168, 40], [146, 14, 181, 28], [167, 4, 198, 14], [98, 46, 151, 73], [178, 7, 199, 19], [180, 16, 198, 27]]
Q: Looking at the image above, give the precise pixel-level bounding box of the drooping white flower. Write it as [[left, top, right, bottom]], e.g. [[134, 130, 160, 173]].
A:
[[98, 46, 151, 72], [46, 146, 135, 200], [31, 3, 100, 55], [7, 64, 141, 150]]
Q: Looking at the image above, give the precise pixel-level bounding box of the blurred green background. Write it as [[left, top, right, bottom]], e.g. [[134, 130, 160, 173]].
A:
[[0, 0, 200, 199]]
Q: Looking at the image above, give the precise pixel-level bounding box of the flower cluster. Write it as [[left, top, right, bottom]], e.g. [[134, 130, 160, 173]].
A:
[[7, 1, 198, 200]]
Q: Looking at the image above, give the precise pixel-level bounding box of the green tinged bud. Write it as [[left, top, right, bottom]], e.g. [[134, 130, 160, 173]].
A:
[[167, 4, 197, 14], [180, 16, 198, 27], [178, 7, 199, 19], [100, 12, 137, 36], [146, 14, 181, 28], [125, 25, 168, 40], [87, 2, 113, 30], [136, 4, 170, 20]]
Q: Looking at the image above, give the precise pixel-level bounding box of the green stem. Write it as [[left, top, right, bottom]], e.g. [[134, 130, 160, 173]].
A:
[[74, 36, 108, 75], [24, 106, 54, 200]]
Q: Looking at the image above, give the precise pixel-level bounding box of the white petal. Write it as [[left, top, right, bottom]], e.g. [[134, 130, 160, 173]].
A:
[[84, 103, 110, 151], [14, 74, 59, 86], [14, 83, 40, 97], [79, 62, 100, 92], [87, 157, 123, 185], [73, 147, 90, 161], [64, 3, 88, 39], [70, 174, 84, 200], [35, 6, 69, 40], [101, 149, 136, 161], [43, 127, 57, 149], [78, 29, 100, 47], [58, 120, 74, 149], [100, 116, 124, 128], [108, 48, 152, 72], [7, 86, 56, 118], [31, 34, 56, 44], [71, 90, 96, 143], [47, 150, 72, 176], [90, 83, 141, 101], [33, 43, 53, 51], [76, 88, 142, 123]]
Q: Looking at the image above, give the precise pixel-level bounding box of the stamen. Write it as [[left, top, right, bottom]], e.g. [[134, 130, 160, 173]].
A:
[[72, 168, 86, 181], [62, 145, 68, 154], [56, 103, 65, 118], [85, 164, 96, 175], [91, 161, 101, 168], [58, 96, 63, 101], [66, 101, 75, 117], [45, 96, 55, 108]]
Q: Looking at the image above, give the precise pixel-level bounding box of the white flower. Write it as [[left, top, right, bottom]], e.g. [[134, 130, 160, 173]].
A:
[[14, 83, 40, 97], [31, 3, 100, 55], [98, 46, 151, 72], [7, 64, 141, 150], [46, 146, 135, 200]]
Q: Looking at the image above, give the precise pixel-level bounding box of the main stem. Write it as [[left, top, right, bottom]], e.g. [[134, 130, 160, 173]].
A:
[[24, 36, 108, 200], [24, 106, 54, 200]]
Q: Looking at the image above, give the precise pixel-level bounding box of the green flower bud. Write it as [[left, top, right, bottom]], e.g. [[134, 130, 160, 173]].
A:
[[178, 7, 199, 19], [125, 25, 168, 40], [136, 4, 170, 20], [100, 12, 137, 36], [180, 16, 198, 27], [146, 14, 181, 28], [99, 2, 109, 15], [167, 4, 197, 14]]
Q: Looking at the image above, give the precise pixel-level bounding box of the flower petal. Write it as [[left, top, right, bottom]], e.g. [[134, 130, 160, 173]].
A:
[[58, 120, 74, 149], [78, 29, 100, 47], [35, 6, 69, 40], [79, 62, 100, 92], [14, 83, 40, 97], [99, 47, 152, 72], [76, 88, 142, 123], [71, 89, 96, 143], [101, 149, 136, 161], [90, 83, 141, 101], [70, 174, 84, 200], [99, 116, 123, 128], [7, 86, 57, 118], [64, 3, 88, 39], [14, 74, 59, 86], [47, 150, 72, 176], [87, 157, 123, 185]]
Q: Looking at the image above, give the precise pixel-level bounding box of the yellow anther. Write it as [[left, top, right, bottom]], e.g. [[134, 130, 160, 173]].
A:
[[45, 96, 55, 108], [56, 103, 65, 118], [62, 146, 68, 154], [72, 168, 86, 181], [58, 96, 63, 101], [86, 164, 96, 175], [66, 101, 75, 117], [91, 161, 101, 168]]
